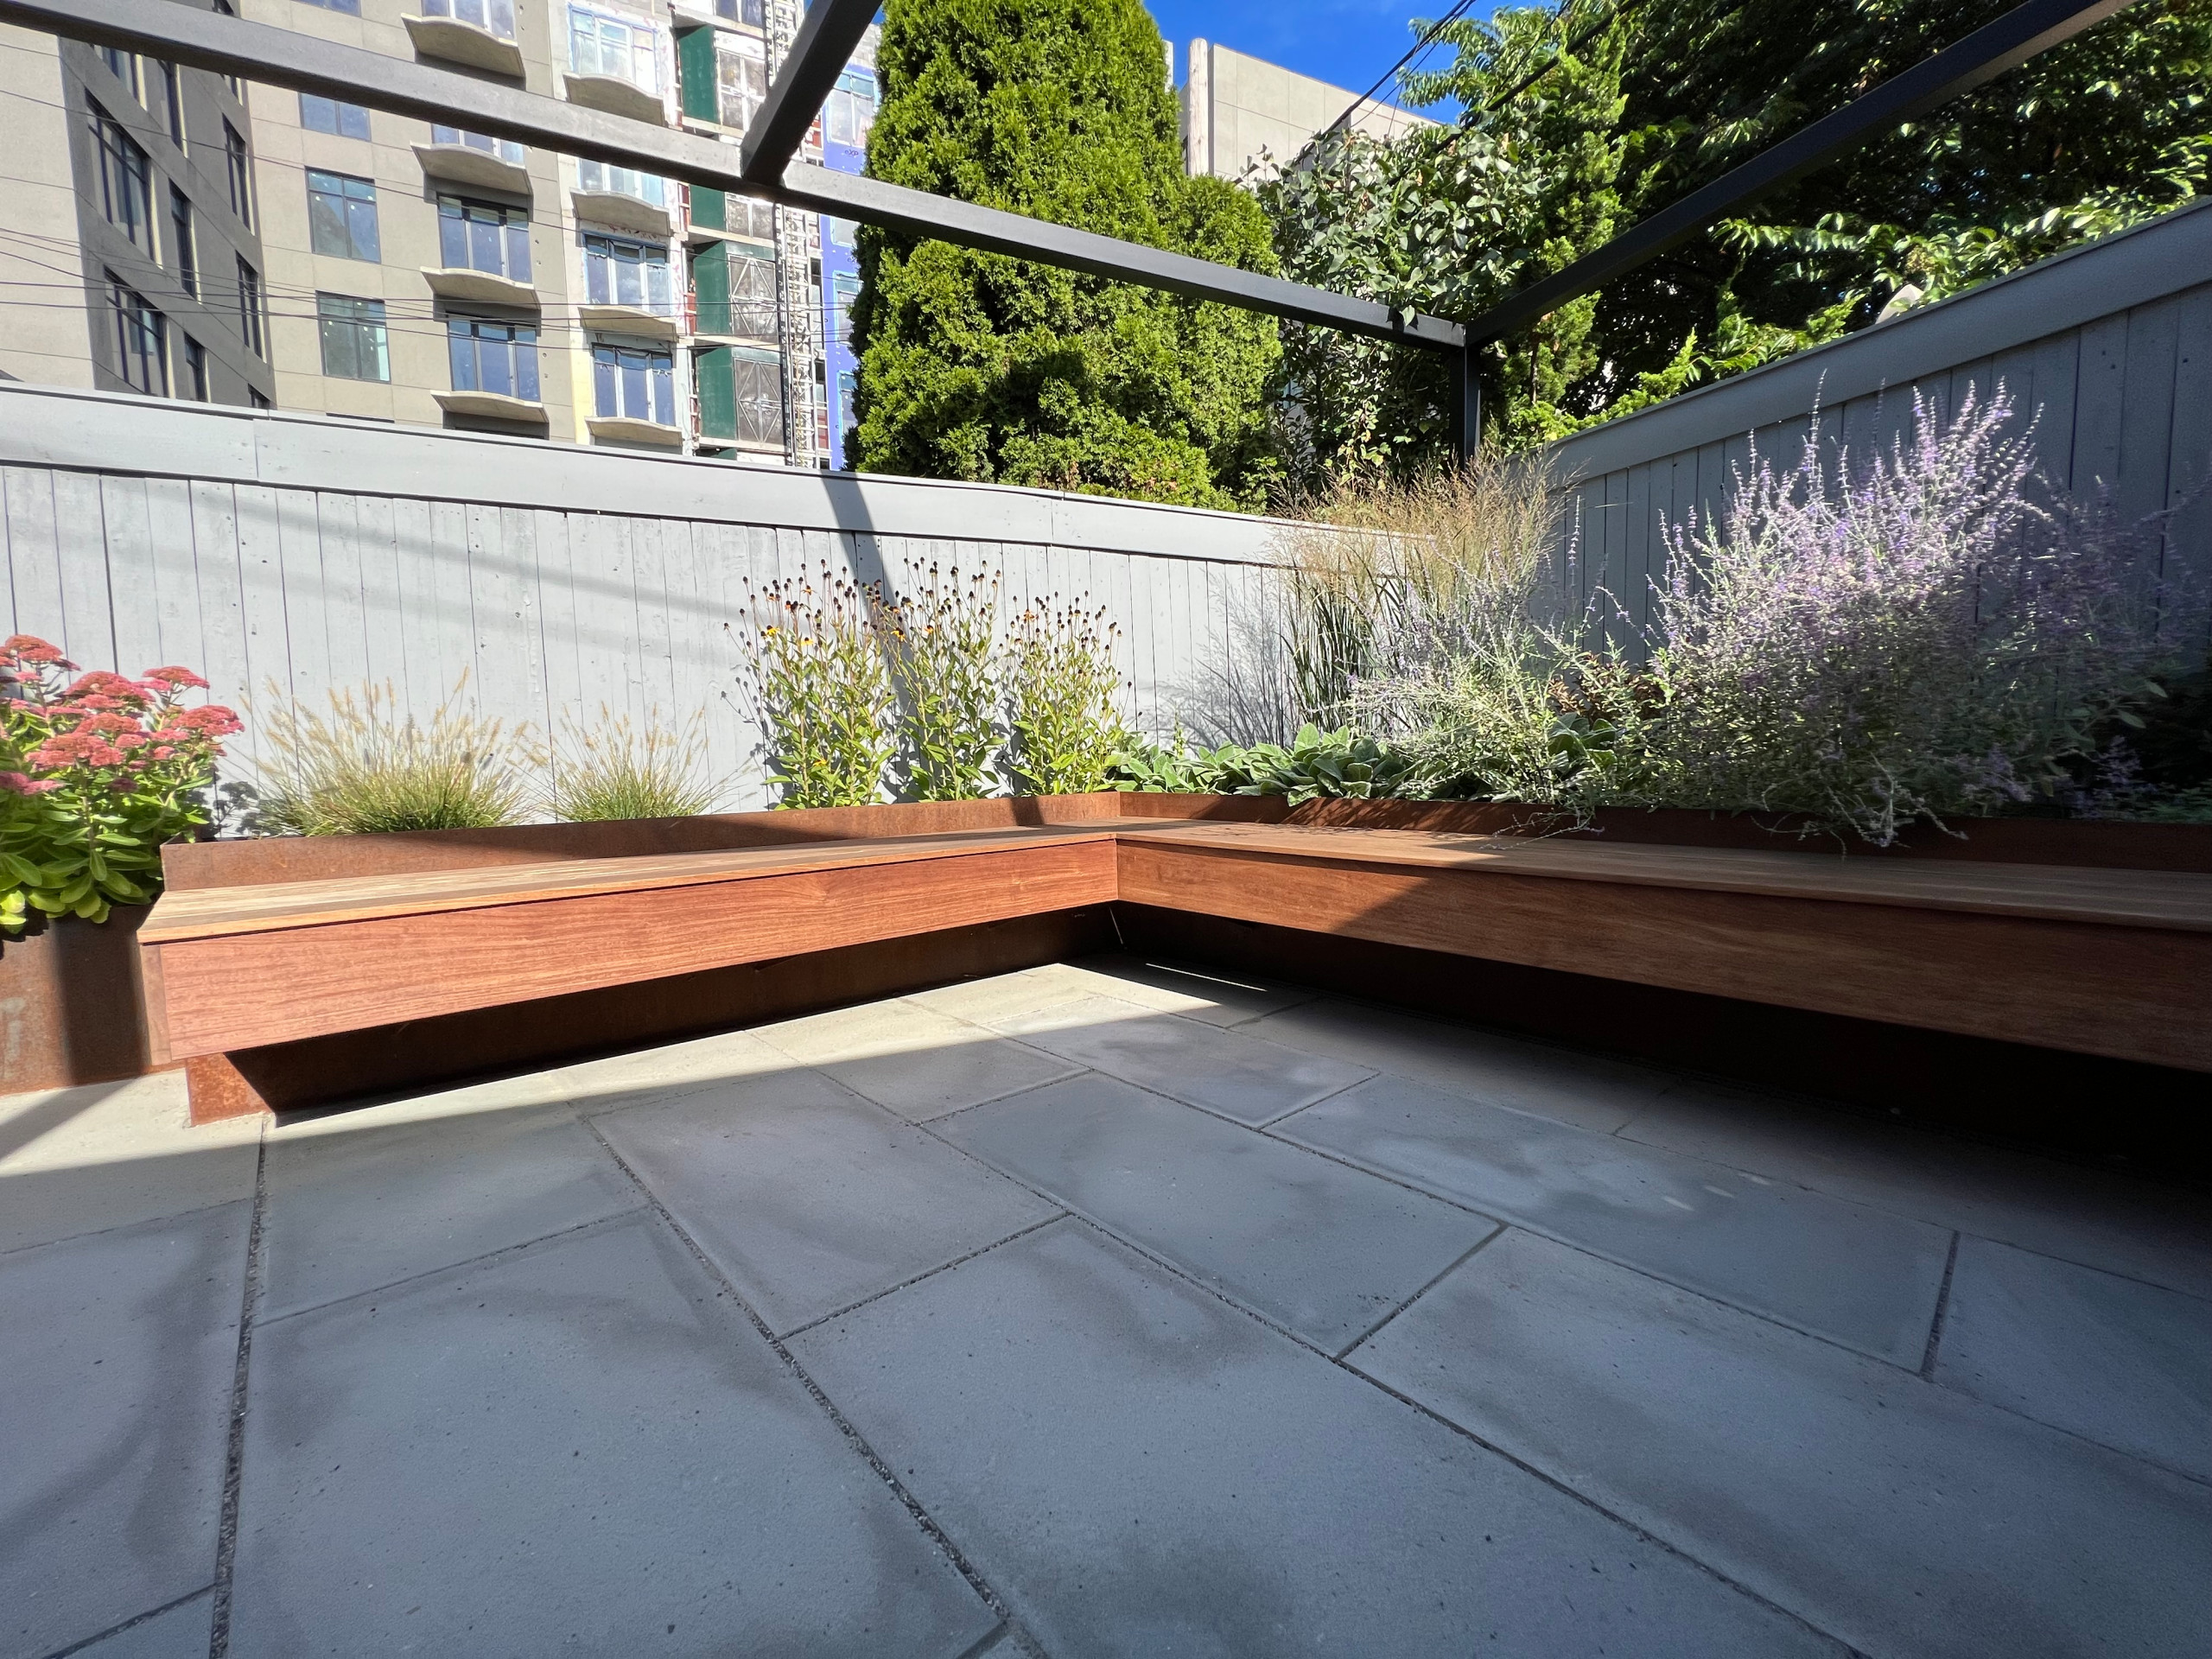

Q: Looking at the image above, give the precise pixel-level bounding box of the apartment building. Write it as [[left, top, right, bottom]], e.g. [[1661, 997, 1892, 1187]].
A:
[[0, 2, 276, 406], [0, 0, 850, 466], [816, 26, 877, 471]]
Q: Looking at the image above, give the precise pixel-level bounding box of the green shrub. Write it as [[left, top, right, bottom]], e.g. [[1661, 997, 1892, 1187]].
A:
[[251, 677, 537, 835], [547, 707, 725, 821], [1112, 724, 1412, 804]]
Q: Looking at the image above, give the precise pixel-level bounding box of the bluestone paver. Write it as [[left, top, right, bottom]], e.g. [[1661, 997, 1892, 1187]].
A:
[[791, 1218, 1840, 1659], [1247, 998, 1672, 1134], [1278, 1073, 1950, 1363], [62, 1592, 213, 1658], [228, 1212, 997, 1658], [1057, 955, 1317, 1027], [1350, 1228, 2212, 1659], [1622, 1082, 2212, 1298], [758, 997, 1079, 1121], [553, 1027, 792, 1116], [0, 1205, 245, 1659], [594, 1068, 1061, 1332], [0, 1072, 259, 1253], [258, 1105, 639, 1320], [987, 995, 1371, 1125], [938, 1073, 1497, 1351], [1933, 1236, 2212, 1479]]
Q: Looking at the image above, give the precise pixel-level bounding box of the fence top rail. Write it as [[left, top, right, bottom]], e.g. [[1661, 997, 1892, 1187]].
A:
[[0, 379, 1321, 563]]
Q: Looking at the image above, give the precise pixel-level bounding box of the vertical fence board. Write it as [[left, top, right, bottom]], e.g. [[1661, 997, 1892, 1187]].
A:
[[99, 474, 156, 672]]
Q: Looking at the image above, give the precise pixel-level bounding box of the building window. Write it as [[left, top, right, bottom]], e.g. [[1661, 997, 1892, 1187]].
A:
[[593, 343, 674, 425], [575, 160, 664, 207], [583, 233, 671, 315], [181, 335, 208, 400], [225, 120, 251, 227], [318, 294, 390, 382], [106, 274, 168, 395], [829, 270, 860, 346], [296, 0, 363, 11], [308, 170, 382, 262], [692, 239, 779, 338], [438, 197, 531, 281], [237, 256, 264, 356], [448, 316, 539, 402], [160, 61, 184, 147], [569, 7, 658, 91], [92, 111, 155, 254], [423, 0, 517, 37], [99, 47, 143, 103], [824, 68, 876, 149], [300, 93, 372, 139], [717, 33, 766, 130], [250, 388, 271, 410], [712, 0, 765, 22], [170, 188, 196, 296], [430, 125, 525, 164]]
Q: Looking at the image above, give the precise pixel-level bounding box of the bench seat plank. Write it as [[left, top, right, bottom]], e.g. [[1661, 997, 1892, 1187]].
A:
[[1116, 822, 2212, 931], [142, 823, 1116, 944]]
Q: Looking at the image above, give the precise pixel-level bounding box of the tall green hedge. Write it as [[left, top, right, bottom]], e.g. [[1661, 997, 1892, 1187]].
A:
[[849, 0, 1281, 511]]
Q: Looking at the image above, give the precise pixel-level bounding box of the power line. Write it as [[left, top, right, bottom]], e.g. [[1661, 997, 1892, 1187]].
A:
[[1319, 0, 1482, 143]]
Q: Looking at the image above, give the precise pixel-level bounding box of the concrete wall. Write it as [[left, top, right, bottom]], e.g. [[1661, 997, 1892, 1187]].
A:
[[1179, 41, 1435, 181], [0, 381, 1294, 808], [1542, 199, 2212, 653]]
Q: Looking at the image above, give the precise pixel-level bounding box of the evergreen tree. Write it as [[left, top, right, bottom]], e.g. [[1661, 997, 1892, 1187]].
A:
[[850, 0, 1281, 510]]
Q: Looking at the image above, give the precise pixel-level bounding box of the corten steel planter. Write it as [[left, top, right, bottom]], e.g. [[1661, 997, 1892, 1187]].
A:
[[0, 908, 155, 1093]]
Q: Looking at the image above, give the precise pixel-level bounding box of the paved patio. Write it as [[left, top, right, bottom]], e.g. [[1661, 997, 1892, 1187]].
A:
[[3, 956, 2208, 1657]]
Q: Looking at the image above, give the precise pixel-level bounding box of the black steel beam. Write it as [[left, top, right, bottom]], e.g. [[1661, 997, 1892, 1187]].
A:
[[737, 0, 880, 185], [0, 0, 1464, 351], [1460, 0, 2141, 346]]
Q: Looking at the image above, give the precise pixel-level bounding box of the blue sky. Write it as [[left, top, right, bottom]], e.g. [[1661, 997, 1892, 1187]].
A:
[[1143, 0, 1478, 113]]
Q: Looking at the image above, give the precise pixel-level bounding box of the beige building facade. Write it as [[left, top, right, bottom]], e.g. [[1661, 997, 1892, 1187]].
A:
[[1178, 39, 1437, 183]]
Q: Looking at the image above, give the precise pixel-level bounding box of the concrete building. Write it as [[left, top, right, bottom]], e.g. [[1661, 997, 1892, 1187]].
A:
[[0, 2, 276, 407], [0, 0, 847, 466], [1177, 39, 1437, 183]]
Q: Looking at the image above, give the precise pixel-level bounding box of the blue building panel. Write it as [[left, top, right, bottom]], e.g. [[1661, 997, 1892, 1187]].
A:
[[819, 58, 876, 471]]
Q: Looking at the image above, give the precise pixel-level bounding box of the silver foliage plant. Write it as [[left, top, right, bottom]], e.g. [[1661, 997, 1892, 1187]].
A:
[[1637, 389, 2186, 844]]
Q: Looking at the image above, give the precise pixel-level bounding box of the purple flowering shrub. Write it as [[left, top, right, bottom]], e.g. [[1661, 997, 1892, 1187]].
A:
[[1635, 389, 2185, 844]]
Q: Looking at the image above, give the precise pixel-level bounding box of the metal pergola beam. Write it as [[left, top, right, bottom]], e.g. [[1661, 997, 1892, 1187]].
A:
[[737, 0, 880, 184], [1459, 0, 2141, 346], [0, 0, 1465, 353]]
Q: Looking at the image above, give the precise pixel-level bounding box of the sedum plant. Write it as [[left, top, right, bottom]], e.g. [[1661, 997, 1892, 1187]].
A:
[[547, 706, 726, 821], [883, 563, 1004, 800], [1, 637, 240, 929], [738, 569, 899, 808], [251, 676, 538, 835], [1002, 600, 1130, 794]]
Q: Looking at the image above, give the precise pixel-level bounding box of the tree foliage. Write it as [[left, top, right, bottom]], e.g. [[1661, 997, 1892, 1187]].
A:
[[851, 0, 1282, 509], [1262, 0, 2212, 486]]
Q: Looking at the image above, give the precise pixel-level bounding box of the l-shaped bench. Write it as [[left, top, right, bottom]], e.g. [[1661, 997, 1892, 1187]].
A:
[[141, 793, 2212, 1123]]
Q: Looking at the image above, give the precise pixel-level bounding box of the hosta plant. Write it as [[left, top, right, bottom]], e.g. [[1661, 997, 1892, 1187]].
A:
[[1112, 725, 1412, 804], [0, 635, 240, 930]]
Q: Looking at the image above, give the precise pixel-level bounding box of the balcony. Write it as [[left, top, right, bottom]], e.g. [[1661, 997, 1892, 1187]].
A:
[[432, 388, 546, 423], [571, 186, 676, 239], [413, 140, 531, 196], [401, 13, 525, 79], [578, 302, 682, 342], [420, 267, 539, 308], [562, 73, 666, 127], [586, 414, 683, 447]]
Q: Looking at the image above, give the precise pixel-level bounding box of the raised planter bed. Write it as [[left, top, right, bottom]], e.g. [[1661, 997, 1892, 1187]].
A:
[[128, 793, 2212, 1125], [0, 908, 156, 1094]]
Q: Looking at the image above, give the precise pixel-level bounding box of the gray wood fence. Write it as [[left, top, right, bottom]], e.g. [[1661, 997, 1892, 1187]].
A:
[[1543, 199, 2212, 652], [0, 386, 1293, 808], [5, 199, 2208, 810]]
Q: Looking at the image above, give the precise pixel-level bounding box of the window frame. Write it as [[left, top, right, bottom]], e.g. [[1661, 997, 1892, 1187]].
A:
[[583, 232, 672, 315], [437, 195, 532, 282], [224, 119, 252, 228], [591, 341, 676, 426], [422, 0, 517, 40], [430, 125, 526, 165], [300, 93, 373, 140], [106, 272, 168, 396], [236, 255, 264, 358], [568, 5, 660, 93], [91, 108, 156, 255], [169, 187, 196, 297], [447, 315, 541, 403], [308, 168, 383, 263], [317, 293, 391, 383]]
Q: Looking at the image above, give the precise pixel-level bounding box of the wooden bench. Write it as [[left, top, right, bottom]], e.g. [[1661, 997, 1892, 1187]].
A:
[[142, 796, 2212, 1122]]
